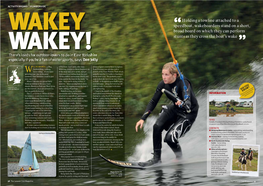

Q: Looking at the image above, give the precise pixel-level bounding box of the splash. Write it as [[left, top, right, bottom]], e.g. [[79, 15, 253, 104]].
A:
[[129, 96, 207, 163], [129, 62, 263, 163], [252, 62, 263, 154]]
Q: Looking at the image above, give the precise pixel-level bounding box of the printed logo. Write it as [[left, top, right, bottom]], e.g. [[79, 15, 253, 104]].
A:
[[7, 65, 22, 85], [239, 82, 255, 98], [172, 86, 177, 96]]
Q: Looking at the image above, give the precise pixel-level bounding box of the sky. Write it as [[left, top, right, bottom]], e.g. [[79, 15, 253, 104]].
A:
[[8, 131, 56, 156]]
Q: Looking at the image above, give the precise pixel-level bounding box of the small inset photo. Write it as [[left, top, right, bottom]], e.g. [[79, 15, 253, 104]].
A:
[[231, 144, 260, 177], [8, 131, 56, 177], [209, 96, 253, 117]]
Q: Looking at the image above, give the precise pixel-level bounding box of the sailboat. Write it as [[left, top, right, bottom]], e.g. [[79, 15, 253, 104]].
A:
[[14, 133, 40, 174]]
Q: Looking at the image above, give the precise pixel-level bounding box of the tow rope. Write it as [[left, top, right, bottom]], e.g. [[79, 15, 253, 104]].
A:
[[150, 0, 189, 99]]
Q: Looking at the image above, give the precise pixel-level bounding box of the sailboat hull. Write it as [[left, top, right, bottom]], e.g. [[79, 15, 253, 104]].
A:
[[14, 169, 40, 175]]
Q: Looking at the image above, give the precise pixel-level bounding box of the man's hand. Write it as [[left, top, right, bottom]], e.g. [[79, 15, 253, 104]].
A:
[[175, 100, 182, 106], [135, 119, 144, 132]]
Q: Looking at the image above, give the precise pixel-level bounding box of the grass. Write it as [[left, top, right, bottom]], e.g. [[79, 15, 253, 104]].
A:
[[209, 105, 253, 116], [210, 105, 253, 111], [232, 152, 258, 171]]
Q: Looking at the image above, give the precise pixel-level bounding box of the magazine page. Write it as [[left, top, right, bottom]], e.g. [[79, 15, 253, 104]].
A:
[[1, 0, 263, 185], [207, 89, 259, 177]]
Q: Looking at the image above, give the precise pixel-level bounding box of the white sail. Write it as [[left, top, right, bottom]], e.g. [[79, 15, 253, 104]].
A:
[[18, 134, 33, 166], [33, 151, 39, 170]]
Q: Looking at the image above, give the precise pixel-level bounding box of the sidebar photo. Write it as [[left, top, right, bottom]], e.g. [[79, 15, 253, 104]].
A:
[[8, 131, 56, 177]]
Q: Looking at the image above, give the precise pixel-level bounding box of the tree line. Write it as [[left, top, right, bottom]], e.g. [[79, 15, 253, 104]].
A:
[[1, 1, 263, 118], [233, 148, 258, 157], [8, 145, 56, 162]]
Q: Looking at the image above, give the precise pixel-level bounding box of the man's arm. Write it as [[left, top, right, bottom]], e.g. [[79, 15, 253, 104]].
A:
[[179, 79, 192, 109], [141, 81, 164, 120]]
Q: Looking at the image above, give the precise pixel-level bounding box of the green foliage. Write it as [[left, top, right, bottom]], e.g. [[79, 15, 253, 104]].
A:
[[8, 145, 47, 160], [37, 155, 56, 162], [52, 154, 56, 162], [210, 100, 216, 106], [209, 105, 253, 112], [10, 146, 22, 158], [209, 109, 217, 117], [8, 146, 15, 158], [230, 99, 238, 106], [1, 0, 263, 118], [35, 150, 45, 159]]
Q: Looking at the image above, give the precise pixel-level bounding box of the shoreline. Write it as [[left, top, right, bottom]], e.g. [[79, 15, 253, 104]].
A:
[[8, 161, 56, 163]]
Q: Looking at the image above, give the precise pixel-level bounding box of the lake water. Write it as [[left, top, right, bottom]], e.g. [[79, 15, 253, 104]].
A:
[[5, 160, 263, 185], [8, 162, 56, 177], [97, 160, 263, 186]]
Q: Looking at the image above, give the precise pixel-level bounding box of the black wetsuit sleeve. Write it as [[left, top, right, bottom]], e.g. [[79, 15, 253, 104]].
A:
[[184, 77, 199, 113], [141, 81, 164, 120], [181, 79, 191, 108]]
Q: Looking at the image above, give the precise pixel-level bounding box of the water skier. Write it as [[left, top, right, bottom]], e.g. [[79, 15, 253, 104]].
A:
[[135, 62, 199, 167]]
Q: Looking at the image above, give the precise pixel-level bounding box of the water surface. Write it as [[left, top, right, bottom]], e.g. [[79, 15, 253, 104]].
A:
[[8, 162, 56, 177]]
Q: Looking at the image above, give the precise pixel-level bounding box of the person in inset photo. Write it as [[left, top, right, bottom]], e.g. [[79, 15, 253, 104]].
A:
[[232, 145, 259, 172], [237, 148, 247, 171], [239, 148, 246, 159], [247, 148, 253, 166]]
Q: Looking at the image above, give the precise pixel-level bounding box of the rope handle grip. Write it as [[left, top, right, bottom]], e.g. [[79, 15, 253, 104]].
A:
[[161, 89, 191, 113]]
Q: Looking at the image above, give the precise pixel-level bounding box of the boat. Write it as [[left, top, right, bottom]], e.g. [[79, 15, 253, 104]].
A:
[[13, 133, 40, 175]]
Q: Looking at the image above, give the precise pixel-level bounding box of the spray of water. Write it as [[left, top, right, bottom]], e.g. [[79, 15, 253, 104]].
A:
[[129, 62, 263, 163], [252, 62, 263, 154]]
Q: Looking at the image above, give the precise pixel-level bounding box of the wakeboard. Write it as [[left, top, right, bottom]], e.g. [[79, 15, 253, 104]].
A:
[[99, 154, 145, 169]]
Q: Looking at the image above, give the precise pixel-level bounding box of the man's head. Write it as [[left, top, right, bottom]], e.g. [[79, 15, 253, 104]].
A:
[[162, 62, 180, 84]]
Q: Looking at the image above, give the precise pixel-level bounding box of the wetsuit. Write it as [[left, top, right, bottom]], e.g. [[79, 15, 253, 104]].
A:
[[141, 77, 199, 158]]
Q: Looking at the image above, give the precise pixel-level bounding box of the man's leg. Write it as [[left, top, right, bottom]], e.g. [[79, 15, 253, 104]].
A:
[[139, 105, 177, 167], [164, 117, 193, 159], [153, 107, 176, 151]]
